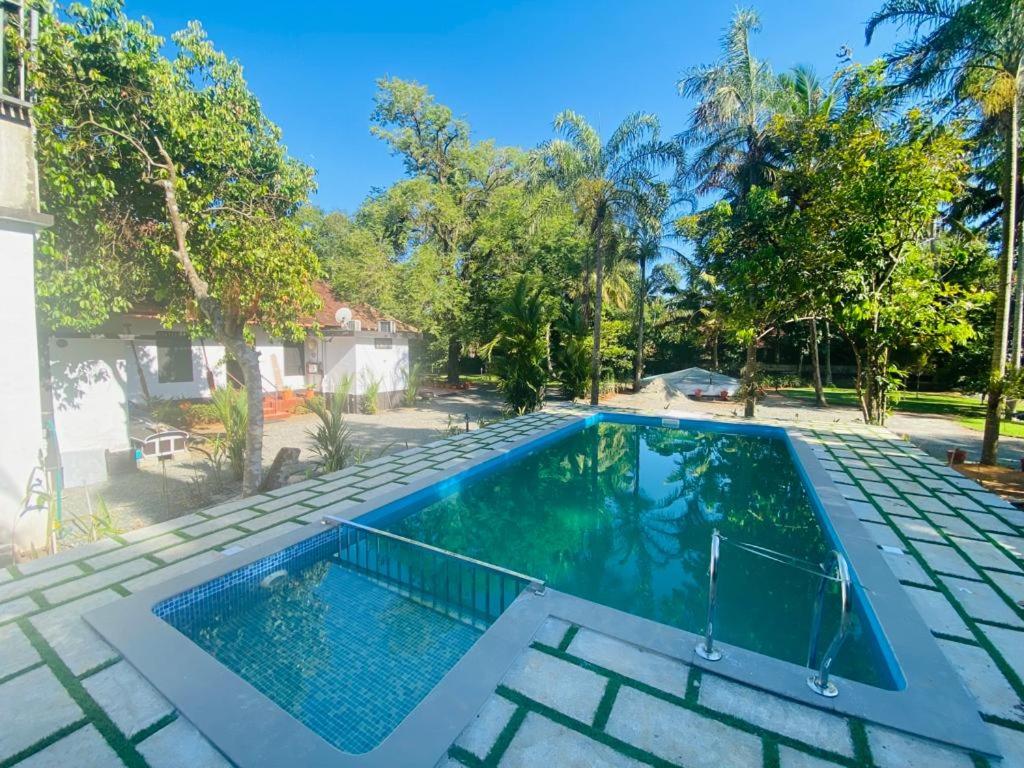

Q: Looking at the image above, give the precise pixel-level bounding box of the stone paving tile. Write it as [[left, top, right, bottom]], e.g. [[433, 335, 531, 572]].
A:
[[697, 674, 854, 757], [866, 725, 975, 768], [181, 509, 260, 537], [862, 521, 906, 550], [567, 629, 688, 697], [230, 522, 303, 550], [938, 575, 1023, 627], [17, 724, 125, 768], [890, 516, 942, 543], [778, 745, 844, 767], [30, 589, 120, 676], [0, 564, 85, 604], [0, 623, 39, 679], [137, 718, 232, 768], [501, 648, 606, 724], [949, 537, 1021, 574], [982, 625, 1024, 681], [0, 596, 39, 624], [876, 497, 920, 518], [201, 496, 270, 517], [847, 500, 884, 523], [930, 515, 984, 540], [967, 512, 1016, 535], [301, 486, 362, 509], [153, 528, 244, 564], [606, 685, 762, 768], [122, 551, 223, 593], [880, 550, 933, 585], [119, 513, 205, 542], [42, 558, 154, 605], [237, 505, 309, 532], [84, 532, 183, 571], [861, 480, 899, 497], [992, 532, 1024, 560], [316, 465, 363, 482], [988, 570, 1024, 605], [531, 617, 571, 648], [0, 666, 84, 761], [991, 725, 1024, 768], [82, 660, 173, 737], [252, 491, 317, 512], [944, 495, 985, 513], [498, 712, 645, 768], [936, 639, 1024, 724], [15, 539, 120, 577], [454, 694, 516, 759], [838, 485, 867, 502], [264, 477, 322, 497], [913, 542, 978, 579], [904, 586, 972, 639], [353, 482, 406, 501], [905, 494, 953, 515]]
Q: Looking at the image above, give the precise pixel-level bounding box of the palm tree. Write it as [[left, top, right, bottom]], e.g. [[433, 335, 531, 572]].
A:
[[627, 183, 672, 392], [546, 112, 682, 404], [677, 7, 786, 202], [866, 0, 1024, 463]]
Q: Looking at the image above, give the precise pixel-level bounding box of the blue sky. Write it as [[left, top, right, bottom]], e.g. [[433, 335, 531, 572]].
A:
[[127, 1, 899, 214]]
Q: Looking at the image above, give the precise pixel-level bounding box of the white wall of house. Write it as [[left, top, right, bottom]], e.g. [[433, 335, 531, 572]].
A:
[[48, 337, 130, 488], [318, 335, 410, 395], [0, 223, 45, 554]]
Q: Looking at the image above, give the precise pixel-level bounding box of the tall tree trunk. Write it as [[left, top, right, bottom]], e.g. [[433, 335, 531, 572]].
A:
[[1008, 209, 1024, 420], [809, 318, 827, 407], [590, 231, 604, 406], [823, 320, 834, 388], [633, 250, 646, 393], [741, 340, 757, 418], [446, 336, 461, 386], [156, 161, 265, 492], [983, 84, 1020, 465]]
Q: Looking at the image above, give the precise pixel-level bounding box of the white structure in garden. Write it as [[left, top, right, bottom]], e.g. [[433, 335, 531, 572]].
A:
[[0, 1, 53, 559], [47, 282, 416, 488]]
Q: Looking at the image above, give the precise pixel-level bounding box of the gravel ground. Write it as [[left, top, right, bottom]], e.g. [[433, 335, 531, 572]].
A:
[[58, 386, 504, 539], [56, 381, 1024, 545]]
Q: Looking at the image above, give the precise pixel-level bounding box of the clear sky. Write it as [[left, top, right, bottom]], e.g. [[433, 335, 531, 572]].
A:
[[125, 1, 899, 214]]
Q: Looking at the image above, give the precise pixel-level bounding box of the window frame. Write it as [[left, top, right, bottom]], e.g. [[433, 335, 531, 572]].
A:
[[155, 332, 194, 384]]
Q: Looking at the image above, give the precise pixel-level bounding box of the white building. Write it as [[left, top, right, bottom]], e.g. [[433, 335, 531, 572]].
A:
[[48, 282, 416, 488], [0, 3, 53, 561]]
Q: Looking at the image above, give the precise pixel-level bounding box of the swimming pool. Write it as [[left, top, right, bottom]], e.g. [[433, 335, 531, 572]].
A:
[[86, 410, 997, 765], [367, 418, 895, 688]]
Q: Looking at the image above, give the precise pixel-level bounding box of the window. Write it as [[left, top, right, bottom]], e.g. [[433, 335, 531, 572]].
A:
[[1, 1, 30, 104], [374, 338, 393, 350], [378, 320, 395, 334], [283, 342, 305, 376], [156, 332, 193, 384]]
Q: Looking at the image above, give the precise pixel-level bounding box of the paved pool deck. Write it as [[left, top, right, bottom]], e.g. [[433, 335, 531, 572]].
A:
[[1, 407, 1023, 768]]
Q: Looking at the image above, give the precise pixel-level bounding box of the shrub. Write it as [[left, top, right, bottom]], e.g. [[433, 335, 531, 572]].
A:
[[555, 302, 591, 401], [402, 362, 423, 407], [483, 277, 550, 414], [305, 395, 357, 473], [147, 397, 188, 428], [210, 387, 247, 480], [181, 402, 221, 428], [361, 371, 381, 414]]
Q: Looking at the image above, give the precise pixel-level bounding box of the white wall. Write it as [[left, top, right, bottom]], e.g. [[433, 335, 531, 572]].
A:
[[354, 337, 410, 394], [0, 225, 44, 554], [319, 336, 358, 393], [48, 337, 130, 488]]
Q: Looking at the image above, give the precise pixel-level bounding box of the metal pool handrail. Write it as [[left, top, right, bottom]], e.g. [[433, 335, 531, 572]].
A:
[[324, 517, 545, 625], [695, 529, 854, 698]]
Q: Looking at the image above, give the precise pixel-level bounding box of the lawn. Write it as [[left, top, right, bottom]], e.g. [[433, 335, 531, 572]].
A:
[[778, 387, 1024, 438]]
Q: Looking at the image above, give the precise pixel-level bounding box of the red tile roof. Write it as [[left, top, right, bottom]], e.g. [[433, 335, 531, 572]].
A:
[[306, 282, 417, 333]]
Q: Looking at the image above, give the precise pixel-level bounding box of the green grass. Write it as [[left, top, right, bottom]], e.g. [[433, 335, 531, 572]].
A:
[[779, 386, 1024, 438]]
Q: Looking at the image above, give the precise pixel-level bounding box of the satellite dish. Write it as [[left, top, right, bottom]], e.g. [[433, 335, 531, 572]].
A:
[[334, 307, 353, 325]]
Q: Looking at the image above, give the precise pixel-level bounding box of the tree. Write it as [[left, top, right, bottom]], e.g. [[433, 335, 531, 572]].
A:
[[867, 0, 1024, 457], [482, 277, 551, 414], [554, 302, 592, 401], [369, 78, 520, 384], [677, 7, 786, 202], [628, 183, 673, 392], [546, 111, 681, 404], [33, 0, 319, 494], [782, 68, 979, 424]]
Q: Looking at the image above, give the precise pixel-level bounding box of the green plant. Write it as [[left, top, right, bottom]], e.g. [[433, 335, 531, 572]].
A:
[[482, 277, 550, 414], [66, 493, 121, 542], [210, 387, 248, 480], [147, 397, 188, 428], [402, 362, 423, 407], [361, 371, 382, 414], [555, 302, 592, 401], [181, 401, 221, 428], [305, 395, 357, 473]]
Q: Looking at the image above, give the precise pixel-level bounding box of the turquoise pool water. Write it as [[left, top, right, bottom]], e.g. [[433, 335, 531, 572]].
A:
[[159, 532, 483, 754], [383, 420, 895, 688]]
